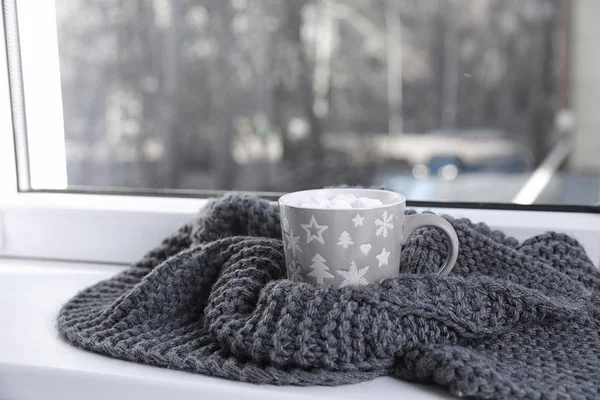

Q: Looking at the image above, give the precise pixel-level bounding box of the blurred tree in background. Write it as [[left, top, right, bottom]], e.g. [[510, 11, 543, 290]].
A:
[[56, 0, 561, 192]]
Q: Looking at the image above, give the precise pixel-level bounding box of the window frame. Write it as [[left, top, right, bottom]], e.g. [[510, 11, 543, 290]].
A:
[[1, 0, 598, 266], [3, 0, 67, 191]]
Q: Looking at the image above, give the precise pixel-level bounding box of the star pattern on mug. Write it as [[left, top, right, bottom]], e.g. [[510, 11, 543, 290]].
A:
[[352, 214, 364, 227], [376, 248, 391, 267], [301, 215, 329, 245]]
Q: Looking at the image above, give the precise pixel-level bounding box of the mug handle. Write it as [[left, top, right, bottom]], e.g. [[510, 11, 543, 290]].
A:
[[400, 214, 459, 275]]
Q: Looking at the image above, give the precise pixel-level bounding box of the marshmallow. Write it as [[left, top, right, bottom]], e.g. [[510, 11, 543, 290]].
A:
[[356, 197, 383, 208], [301, 196, 331, 208], [328, 199, 353, 209], [311, 196, 331, 208], [330, 193, 357, 206], [299, 194, 383, 209]]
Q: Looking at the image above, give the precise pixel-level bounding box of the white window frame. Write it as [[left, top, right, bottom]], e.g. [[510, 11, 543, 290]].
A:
[[2, 0, 67, 191], [0, 0, 598, 266]]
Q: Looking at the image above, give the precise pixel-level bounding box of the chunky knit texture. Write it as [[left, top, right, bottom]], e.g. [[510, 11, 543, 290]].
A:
[[57, 193, 600, 399]]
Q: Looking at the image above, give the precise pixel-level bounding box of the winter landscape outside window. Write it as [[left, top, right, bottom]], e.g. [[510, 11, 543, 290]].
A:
[[7, 0, 600, 206]]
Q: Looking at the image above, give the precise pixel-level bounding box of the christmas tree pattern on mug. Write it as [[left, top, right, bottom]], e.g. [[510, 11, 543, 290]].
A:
[[375, 211, 394, 237], [337, 231, 354, 249], [301, 215, 328, 245], [287, 259, 305, 283], [307, 253, 334, 284], [337, 260, 370, 287]]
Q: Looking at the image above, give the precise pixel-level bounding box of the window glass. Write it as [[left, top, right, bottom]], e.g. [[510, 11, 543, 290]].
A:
[[19, 0, 600, 204]]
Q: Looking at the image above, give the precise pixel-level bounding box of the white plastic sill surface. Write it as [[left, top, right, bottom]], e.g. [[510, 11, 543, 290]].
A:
[[0, 258, 453, 400]]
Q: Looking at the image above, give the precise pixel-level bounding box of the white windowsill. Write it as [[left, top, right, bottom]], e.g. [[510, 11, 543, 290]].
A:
[[1, 196, 598, 399], [0, 258, 453, 400], [2, 192, 598, 265]]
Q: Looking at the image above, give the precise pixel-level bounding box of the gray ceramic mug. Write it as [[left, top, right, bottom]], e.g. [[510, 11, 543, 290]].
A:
[[278, 188, 459, 287]]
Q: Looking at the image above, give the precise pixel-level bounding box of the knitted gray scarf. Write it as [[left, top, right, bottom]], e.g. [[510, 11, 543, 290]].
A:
[[57, 193, 600, 399]]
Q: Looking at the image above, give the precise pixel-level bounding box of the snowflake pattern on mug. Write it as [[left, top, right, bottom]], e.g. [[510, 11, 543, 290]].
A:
[[281, 213, 291, 234], [375, 211, 394, 237], [285, 229, 302, 258], [287, 260, 305, 283], [337, 260, 370, 287]]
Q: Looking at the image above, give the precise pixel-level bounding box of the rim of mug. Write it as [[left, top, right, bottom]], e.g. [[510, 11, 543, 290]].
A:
[[279, 188, 406, 210]]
